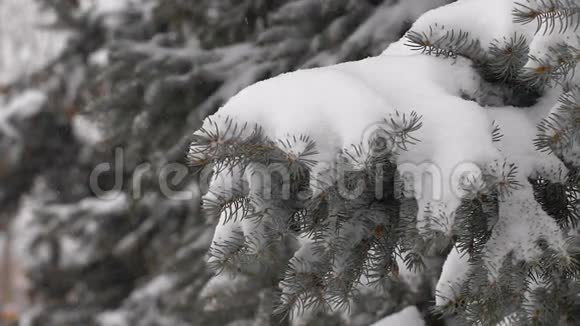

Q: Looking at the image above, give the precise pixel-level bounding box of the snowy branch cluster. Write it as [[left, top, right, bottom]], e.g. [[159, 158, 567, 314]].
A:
[[192, 0, 580, 325]]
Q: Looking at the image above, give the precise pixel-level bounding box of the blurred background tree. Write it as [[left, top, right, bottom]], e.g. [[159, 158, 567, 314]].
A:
[[0, 0, 452, 325]]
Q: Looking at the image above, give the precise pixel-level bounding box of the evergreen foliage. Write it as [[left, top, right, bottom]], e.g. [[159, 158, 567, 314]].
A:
[[189, 0, 580, 325]]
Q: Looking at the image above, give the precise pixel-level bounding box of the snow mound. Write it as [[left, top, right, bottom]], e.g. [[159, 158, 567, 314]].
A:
[[436, 247, 470, 306]]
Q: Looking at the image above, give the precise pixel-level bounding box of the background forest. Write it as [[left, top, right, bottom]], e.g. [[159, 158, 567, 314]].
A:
[[0, 0, 451, 325]]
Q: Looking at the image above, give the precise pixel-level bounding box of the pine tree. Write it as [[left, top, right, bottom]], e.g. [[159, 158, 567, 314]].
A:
[[190, 0, 580, 325]]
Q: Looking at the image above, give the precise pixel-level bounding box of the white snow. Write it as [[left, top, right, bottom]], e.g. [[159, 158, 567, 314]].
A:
[[12, 179, 56, 268], [197, 0, 578, 320], [80, 0, 145, 30], [0, 90, 46, 139], [78, 192, 129, 215], [80, 0, 133, 15], [0, 0, 69, 84], [482, 185, 565, 279], [199, 273, 251, 311], [12, 178, 130, 269], [97, 311, 129, 326], [89, 48, 110, 67], [200, 52, 500, 236], [72, 115, 105, 145], [370, 306, 425, 326], [59, 235, 94, 268], [130, 275, 176, 301], [436, 247, 470, 306]]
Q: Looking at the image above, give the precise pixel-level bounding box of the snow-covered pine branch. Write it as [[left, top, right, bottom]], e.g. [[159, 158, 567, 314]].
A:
[[192, 0, 580, 324]]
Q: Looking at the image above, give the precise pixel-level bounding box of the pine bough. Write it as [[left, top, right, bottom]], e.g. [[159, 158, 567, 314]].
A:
[[189, 0, 580, 325]]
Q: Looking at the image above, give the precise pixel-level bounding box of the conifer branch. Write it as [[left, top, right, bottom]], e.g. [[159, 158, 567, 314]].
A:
[[204, 188, 252, 223], [188, 116, 274, 173], [487, 34, 529, 83], [492, 120, 505, 143], [208, 231, 249, 274], [275, 134, 319, 179], [406, 24, 484, 62], [521, 42, 580, 88], [384, 110, 424, 151], [532, 175, 580, 228], [513, 0, 580, 35], [535, 113, 574, 153]]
